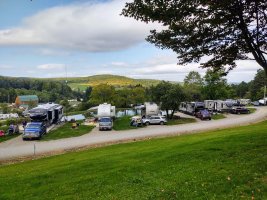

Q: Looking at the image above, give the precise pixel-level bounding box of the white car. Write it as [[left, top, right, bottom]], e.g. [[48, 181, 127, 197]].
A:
[[142, 115, 167, 125]]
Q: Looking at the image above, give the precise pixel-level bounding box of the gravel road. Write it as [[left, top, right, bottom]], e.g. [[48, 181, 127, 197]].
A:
[[0, 107, 266, 162]]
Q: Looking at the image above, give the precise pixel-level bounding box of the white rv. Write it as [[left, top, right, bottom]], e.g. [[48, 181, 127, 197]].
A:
[[179, 102, 205, 115], [204, 100, 216, 111], [215, 100, 233, 112], [141, 102, 159, 116], [97, 103, 116, 118]]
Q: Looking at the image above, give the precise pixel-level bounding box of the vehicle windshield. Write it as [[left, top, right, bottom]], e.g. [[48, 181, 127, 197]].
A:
[[26, 124, 41, 129], [201, 110, 209, 114], [99, 118, 111, 122]]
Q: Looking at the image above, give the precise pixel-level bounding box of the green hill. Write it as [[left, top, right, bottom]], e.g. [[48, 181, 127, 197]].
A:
[[50, 74, 163, 90]]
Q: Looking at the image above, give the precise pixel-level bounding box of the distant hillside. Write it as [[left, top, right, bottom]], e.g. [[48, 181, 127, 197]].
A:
[[0, 74, 173, 91], [49, 74, 163, 90]]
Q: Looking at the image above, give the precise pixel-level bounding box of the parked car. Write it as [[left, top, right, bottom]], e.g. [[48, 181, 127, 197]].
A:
[[195, 109, 211, 120], [142, 115, 167, 125], [230, 107, 250, 114], [22, 122, 46, 140], [99, 117, 113, 131]]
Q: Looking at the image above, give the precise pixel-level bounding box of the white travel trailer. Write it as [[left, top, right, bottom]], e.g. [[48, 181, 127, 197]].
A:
[[238, 99, 251, 105], [215, 100, 233, 112], [179, 102, 205, 115], [141, 102, 159, 116], [204, 100, 216, 111], [97, 103, 116, 118]]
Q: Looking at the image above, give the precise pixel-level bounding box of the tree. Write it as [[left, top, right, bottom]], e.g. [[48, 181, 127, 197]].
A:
[[183, 71, 203, 101], [202, 70, 230, 100], [122, 1, 267, 75], [150, 81, 186, 119], [249, 69, 267, 100], [89, 84, 115, 105]]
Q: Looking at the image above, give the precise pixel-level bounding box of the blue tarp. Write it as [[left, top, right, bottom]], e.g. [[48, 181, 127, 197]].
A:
[[61, 114, 86, 122]]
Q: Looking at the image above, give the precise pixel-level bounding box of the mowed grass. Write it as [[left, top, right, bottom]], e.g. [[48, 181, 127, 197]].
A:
[[211, 113, 226, 120], [167, 117, 197, 125], [42, 122, 95, 141], [113, 116, 144, 130], [0, 134, 18, 143], [1, 121, 267, 199]]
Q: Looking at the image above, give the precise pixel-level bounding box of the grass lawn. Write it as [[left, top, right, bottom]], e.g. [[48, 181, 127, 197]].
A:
[[211, 113, 226, 120], [248, 107, 257, 113], [1, 121, 267, 199], [0, 134, 19, 143], [42, 122, 95, 141], [113, 116, 144, 131], [167, 117, 197, 125]]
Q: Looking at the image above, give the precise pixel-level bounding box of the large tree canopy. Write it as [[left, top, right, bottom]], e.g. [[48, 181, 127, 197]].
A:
[[122, 0, 267, 75]]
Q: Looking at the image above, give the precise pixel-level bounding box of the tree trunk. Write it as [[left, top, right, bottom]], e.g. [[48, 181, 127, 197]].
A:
[[166, 109, 169, 119]]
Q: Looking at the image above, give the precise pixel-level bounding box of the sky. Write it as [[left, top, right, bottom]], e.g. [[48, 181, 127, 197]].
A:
[[0, 0, 263, 82]]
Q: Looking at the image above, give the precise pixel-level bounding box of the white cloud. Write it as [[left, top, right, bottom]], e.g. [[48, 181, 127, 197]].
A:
[[0, 65, 12, 69], [0, 0, 160, 52], [37, 64, 65, 70]]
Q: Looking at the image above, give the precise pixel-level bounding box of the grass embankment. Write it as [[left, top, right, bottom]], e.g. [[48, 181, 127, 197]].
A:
[[113, 116, 143, 131], [211, 113, 226, 120], [43, 122, 94, 141], [1, 121, 267, 199], [167, 117, 197, 125]]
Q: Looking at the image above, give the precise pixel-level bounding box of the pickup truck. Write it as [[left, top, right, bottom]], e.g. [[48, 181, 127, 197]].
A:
[[22, 122, 47, 140], [99, 117, 113, 131]]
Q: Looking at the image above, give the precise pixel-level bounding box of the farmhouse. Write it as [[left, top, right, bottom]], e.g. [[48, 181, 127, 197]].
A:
[[15, 95, 39, 109]]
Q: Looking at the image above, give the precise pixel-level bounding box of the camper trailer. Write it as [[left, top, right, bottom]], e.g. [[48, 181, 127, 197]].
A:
[[97, 103, 116, 118], [204, 100, 216, 111], [238, 99, 251, 106], [215, 100, 233, 112], [141, 102, 160, 116], [28, 103, 63, 125], [179, 102, 205, 115]]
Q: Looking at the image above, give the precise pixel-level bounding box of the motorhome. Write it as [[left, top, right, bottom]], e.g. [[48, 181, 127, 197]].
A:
[[28, 103, 63, 125], [141, 102, 160, 116]]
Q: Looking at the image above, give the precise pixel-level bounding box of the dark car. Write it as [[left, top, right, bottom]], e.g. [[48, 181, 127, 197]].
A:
[[22, 122, 47, 140], [195, 109, 211, 120], [230, 107, 250, 114]]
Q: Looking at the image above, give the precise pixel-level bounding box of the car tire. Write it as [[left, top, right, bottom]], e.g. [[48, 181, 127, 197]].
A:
[[237, 112, 240, 115], [145, 122, 149, 126], [160, 121, 164, 125], [209, 117, 211, 120]]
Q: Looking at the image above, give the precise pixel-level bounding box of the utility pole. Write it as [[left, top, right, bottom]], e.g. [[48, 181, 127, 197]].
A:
[[264, 85, 266, 105]]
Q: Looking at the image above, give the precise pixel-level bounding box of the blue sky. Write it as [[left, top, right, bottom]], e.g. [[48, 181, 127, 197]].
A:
[[0, 0, 262, 82]]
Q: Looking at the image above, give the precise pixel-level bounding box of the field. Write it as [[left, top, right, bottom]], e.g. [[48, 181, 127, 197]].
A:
[[0, 120, 267, 199], [211, 113, 226, 120], [42, 122, 94, 141]]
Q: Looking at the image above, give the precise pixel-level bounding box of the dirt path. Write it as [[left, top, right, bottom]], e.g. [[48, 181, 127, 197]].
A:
[[0, 107, 266, 162]]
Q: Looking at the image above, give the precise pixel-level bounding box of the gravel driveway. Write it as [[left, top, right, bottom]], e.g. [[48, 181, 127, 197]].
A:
[[0, 107, 266, 162]]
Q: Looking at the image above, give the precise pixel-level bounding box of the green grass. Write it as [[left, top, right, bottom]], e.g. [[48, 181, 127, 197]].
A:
[[0, 134, 18, 143], [113, 116, 144, 131], [1, 121, 267, 199], [211, 113, 226, 120], [248, 107, 257, 113], [42, 123, 95, 141], [167, 117, 197, 125]]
